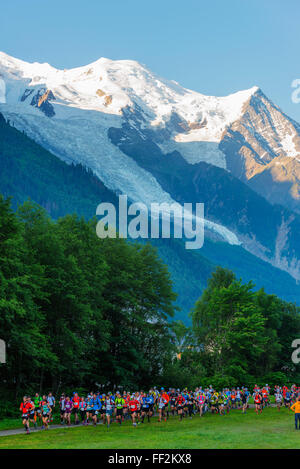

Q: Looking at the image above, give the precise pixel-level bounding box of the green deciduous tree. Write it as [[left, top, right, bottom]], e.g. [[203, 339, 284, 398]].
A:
[[0, 196, 177, 406]]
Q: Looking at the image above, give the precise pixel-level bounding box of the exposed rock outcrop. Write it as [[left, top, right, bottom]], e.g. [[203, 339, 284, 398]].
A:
[[96, 88, 105, 97], [30, 89, 55, 117], [104, 95, 112, 106], [219, 89, 300, 213]]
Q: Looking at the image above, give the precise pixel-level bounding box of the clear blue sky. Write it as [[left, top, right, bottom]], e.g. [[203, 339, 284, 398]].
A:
[[2, 0, 300, 120]]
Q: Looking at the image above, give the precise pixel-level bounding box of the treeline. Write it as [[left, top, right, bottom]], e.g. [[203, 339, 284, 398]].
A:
[[166, 267, 300, 390], [0, 195, 300, 417], [0, 195, 176, 408]]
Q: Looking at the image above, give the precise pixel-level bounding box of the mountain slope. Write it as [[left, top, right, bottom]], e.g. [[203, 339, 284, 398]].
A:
[[108, 109, 300, 280], [220, 88, 300, 214], [1, 113, 300, 323], [0, 112, 213, 320], [0, 112, 119, 217]]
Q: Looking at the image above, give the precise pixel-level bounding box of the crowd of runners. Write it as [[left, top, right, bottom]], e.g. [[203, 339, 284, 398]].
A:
[[19, 384, 300, 434]]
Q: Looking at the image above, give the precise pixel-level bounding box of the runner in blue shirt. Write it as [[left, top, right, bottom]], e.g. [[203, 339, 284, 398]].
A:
[[85, 395, 94, 425], [91, 394, 102, 426], [141, 392, 150, 423]]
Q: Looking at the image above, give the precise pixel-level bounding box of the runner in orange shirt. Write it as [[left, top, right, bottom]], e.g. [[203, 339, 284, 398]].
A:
[[290, 397, 300, 430], [161, 388, 170, 419]]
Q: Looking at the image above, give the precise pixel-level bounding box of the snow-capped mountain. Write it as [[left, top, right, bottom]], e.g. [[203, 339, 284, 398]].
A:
[[1, 51, 300, 280], [0, 51, 259, 174], [0, 51, 252, 243]]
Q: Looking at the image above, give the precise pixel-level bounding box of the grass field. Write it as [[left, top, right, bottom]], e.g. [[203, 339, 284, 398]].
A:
[[0, 407, 300, 449]]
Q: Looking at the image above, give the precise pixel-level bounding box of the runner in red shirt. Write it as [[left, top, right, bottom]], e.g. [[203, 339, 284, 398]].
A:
[[254, 392, 263, 414], [72, 393, 80, 425], [20, 396, 33, 434], [176, 394, 186, 421], [161, 389, 170, 421], [128, 396, 139, 427], [261, 388, 269, 408], [231, 389, 237, 409]]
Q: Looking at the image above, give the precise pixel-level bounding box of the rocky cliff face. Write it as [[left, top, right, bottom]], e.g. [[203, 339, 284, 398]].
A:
[[108, 111, 300, 281], [30, 88, 56, 117], [219, 89, 300, 213]]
